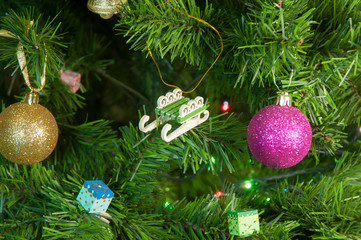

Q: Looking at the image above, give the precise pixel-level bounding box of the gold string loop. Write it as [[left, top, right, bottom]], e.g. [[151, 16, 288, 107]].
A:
[[149, 0, 223, 94], [16, 43, 47, 93], [1, 21, 47, 93]]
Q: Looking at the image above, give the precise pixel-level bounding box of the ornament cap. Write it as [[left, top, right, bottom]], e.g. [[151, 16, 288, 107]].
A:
[[87, 0, 120, 19], [24, 92, 39, 105], [276, 90, 292, 106], [100, 13, 114, 19]]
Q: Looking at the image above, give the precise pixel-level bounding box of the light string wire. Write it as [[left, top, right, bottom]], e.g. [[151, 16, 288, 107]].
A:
[[148, 0, 223, 94], [0, 22, 47, 93]]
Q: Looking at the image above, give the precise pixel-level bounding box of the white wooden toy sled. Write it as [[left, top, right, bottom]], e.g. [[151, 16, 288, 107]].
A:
[[139, 89, 209, 142]]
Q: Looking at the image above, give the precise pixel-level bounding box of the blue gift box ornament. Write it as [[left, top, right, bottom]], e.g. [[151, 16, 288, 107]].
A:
[[76, 180, 114, 213]]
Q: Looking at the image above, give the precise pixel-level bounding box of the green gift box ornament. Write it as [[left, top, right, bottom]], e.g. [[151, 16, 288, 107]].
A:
[[227, 209, 260, 237]]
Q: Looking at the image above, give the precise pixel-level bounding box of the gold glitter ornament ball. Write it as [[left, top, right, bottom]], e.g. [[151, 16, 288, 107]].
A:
[[0, 97, 58, 164]]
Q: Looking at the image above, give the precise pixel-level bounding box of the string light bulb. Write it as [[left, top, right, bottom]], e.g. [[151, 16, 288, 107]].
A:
[[222, 101, 229, 112], [245, 181, 252, 189], [214, 191, 223, 197], [208, 156, 216, 171]]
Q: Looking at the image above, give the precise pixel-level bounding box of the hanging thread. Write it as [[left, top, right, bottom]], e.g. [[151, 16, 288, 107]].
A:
[[272, 69, 281, 92], [287, 68, 294, 90], [272, 68, 294, 91], [148, 0, 223, 94]]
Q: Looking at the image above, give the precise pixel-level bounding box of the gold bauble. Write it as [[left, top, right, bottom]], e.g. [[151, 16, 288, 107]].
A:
[[87, 0, 125, 19], [0, 93, 58, 164]]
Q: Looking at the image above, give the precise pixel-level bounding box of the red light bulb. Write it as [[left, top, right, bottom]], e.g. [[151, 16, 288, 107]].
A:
[[215, 191, 223, 197], [222, 104, 229, 112], [222, 101, 229, 112]]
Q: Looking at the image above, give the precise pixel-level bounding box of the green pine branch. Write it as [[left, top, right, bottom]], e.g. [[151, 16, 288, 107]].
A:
[[0, 8, 65, 82], [268, 153, 361, 238], [115, 0, 221, 68]]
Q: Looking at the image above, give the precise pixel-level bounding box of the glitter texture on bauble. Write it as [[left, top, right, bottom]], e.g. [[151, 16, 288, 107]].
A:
[[247, 98, 312, 168], [0, 93, 58, 164]]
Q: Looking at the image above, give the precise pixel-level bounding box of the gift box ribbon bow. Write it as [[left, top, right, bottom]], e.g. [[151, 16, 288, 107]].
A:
[[92, 183, 108, 192]]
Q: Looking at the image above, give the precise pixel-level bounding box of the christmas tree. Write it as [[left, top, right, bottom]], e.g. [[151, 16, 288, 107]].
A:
[[1, 0, 361, 239]]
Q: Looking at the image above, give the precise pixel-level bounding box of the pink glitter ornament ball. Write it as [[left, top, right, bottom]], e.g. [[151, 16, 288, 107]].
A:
[[247, 105, 312, 168]]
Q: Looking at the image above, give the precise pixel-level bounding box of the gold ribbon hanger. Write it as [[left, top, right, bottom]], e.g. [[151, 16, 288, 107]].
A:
[[16, 44, 47, 93], [0, 20, 47, 93]]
